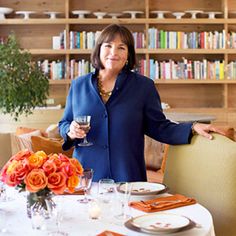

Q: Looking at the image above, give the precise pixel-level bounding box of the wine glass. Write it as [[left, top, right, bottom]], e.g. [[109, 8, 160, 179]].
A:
[[115, 182, 133, 221], [78, 168, 94, 203], [75, 115, 93, 146]]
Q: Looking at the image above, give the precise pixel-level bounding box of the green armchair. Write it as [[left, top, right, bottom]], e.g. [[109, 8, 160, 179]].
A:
[[163, 133, 236, 236]]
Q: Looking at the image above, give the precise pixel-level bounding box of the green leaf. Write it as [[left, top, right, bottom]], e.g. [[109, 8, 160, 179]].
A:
[[0, 34, 49, 121]]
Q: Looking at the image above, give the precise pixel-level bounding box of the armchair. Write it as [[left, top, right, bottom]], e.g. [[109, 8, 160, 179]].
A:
[[163, 133, 236, 236]]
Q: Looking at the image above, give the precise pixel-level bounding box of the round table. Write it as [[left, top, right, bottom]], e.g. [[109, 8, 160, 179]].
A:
[[0, 185, 215, 236]]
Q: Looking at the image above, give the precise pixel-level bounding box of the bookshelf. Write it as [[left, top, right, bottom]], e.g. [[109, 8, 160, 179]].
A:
[[0, 0, 236, 130]]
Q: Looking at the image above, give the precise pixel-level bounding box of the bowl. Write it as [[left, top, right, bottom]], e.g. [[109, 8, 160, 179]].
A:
[[93, 12, 107, 19], [0, 7, 13, 20], [72, 10, 91, 18]]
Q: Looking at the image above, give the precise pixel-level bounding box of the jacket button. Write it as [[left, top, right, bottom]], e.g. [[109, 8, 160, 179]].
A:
[[103, 114, 107, 118], [103, 145, 108, 149]]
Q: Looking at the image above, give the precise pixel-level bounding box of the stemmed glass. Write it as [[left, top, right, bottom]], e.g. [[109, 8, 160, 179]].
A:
[[78, 168, 94, 204], [75, 115, 93, 146], [115, 182, 133, 221]]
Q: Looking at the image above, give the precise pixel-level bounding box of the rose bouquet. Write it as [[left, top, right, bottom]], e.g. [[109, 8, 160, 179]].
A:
[[0, 149, 83, 217]]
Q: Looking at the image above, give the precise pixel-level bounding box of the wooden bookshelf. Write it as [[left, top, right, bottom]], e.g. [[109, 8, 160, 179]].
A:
[[0, 0, 236, 130]]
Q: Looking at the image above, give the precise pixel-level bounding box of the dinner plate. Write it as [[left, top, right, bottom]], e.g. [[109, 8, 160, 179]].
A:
[[117, 182, 167, 195], [129, 212, 191, 234]]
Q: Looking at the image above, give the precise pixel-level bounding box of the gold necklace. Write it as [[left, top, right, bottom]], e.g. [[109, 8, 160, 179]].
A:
[[97, 77, 113, 98]]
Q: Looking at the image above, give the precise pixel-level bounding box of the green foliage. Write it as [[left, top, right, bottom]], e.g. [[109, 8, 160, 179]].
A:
[[0, 34, 49, 121]]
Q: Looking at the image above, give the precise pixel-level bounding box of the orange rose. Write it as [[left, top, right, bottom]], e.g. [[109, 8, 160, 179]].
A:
[[9, 149, 32, 162], [67, 175, 79, 193], [5, 160, 29, 186], [47, 171, 67, 194], [70, 158, 83, 175], [28, 151, 47, 169], [42, 160, 57, 176], [48, 154, 62, 168], [58, 153, 70, 163], [25, 169, 48, 192], [60, 162, 77, 177]]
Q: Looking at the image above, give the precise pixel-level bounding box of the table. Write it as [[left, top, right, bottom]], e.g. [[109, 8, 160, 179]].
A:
[[0, 185, 215, 236], [164, 112, 216, 124]]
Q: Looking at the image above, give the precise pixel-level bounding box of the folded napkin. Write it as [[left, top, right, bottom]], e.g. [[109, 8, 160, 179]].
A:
[[129, 194, 196, 213], [96, 230, 125, 236], [63, 188, 84, 195]]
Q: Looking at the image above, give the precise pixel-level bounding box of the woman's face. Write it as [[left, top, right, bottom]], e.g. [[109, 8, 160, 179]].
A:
[[99, 34, 128, 73]]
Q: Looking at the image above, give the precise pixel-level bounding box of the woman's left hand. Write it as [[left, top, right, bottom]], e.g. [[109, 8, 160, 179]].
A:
[[192, 123, 227, 140]]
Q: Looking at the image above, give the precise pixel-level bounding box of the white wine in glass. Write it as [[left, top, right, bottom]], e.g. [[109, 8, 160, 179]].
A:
[[75, 115, 93, 146]]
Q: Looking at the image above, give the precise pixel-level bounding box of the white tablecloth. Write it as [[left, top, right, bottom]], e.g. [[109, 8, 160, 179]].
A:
[[0, 185, 215, 236]]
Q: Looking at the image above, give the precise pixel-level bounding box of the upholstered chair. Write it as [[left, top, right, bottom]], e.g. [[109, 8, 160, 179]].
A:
[[163, 133, 236, 236]]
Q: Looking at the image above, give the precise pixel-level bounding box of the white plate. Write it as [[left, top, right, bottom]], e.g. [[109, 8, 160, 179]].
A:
[[184, 10, 203, 19], [108, 13, 122, 19], [44, 11, 62, 19], [122, 10, 144, 19], [0, 7, 13, 20], [130, 212, 190, 234], [15, 11, 36, 19], [204, 11, 222, 19], [172, 12, 185, 19], [93, 12, 107, 19], [117, 182, 167, 195], [72, 10, 91, 18], [151, 10, 170, 19]]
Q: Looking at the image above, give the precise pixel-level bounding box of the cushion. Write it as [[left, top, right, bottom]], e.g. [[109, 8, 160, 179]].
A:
[[15, 126, 47, 137], [144, 136, 164, 171], [16, 127, 40, 136], [45, 124, 61, 139], [11, 130, 42, 153], [31, 136, 74, 157]]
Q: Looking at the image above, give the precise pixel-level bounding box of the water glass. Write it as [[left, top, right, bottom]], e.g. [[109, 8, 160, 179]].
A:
[[31, 207, 46, 231], [98, 178, 115, 204], [0, 209, 7, 233]]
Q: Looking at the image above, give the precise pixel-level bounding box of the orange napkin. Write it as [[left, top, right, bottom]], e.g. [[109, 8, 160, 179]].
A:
[[129, 194, 196, 213], [63, 188, 84, 195], [96, 230, 125, 236]]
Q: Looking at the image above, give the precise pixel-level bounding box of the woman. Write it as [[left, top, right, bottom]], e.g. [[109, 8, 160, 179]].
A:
[[59, 24, 224, 182]]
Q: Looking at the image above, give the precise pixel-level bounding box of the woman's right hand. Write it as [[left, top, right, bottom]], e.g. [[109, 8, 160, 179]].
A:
[[67, 121, 86, 140]]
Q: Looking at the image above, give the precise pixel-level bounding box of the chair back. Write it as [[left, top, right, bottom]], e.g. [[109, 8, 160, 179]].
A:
[[164, 133, 236, 236]]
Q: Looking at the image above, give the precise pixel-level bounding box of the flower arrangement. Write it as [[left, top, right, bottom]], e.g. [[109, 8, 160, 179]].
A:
[[0, 149, 83, 194], [0, 149, 84, 217]]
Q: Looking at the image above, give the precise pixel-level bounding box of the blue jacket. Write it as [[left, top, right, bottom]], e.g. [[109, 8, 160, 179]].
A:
[[59, 68, 193, 182]]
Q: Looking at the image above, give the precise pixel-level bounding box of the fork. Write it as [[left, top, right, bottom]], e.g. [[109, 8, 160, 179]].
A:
[[141, 200, 181, 207]]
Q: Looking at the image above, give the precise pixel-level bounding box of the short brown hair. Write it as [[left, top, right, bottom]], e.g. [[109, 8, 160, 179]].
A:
[[91, 24, 136, 70]]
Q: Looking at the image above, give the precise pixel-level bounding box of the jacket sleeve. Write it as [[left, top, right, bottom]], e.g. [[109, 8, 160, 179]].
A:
[[58, 80, 77, 150], [143, 80, 193, 145]]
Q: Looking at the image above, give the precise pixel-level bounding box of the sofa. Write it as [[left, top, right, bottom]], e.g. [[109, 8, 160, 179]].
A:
[[163, 133, 236, 236]]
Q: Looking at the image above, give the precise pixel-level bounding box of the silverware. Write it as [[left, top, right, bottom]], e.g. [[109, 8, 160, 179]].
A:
[[141, 199, 181, 207]]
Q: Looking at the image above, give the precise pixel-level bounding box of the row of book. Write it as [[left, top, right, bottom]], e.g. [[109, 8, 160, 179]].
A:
[[69, 31, 145, 49], [139, 59, 236, 80], [38, 59, 94, 80], [58, 29, 236, 50], [148, 28, 226, 49], [38, 58, 236, 80]]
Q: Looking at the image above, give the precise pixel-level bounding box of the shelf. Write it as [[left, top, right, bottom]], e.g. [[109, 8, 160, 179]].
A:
[[0, 18, 233, 25], [154, 79, 236, 84], [1, 0, 236, 129]]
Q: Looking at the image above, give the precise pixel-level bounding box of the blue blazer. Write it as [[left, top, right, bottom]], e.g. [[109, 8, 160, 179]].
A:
[[59, 69, 192, 182]]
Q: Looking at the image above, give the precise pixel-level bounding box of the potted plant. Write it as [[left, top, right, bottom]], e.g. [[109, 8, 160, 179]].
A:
[[0, 34, 49, 121]]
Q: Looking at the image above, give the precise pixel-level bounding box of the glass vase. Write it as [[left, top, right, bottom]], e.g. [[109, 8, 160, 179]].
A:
[[26, 189, 55, 219]]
